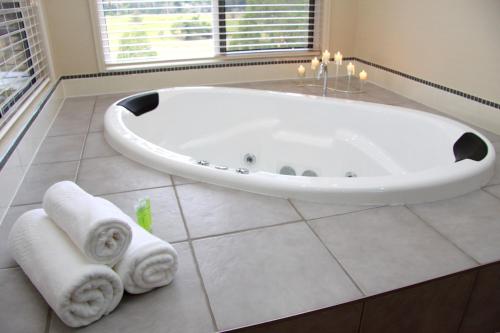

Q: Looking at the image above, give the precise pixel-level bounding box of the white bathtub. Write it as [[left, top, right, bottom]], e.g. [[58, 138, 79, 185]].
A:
[[104, 87, 495, 204]]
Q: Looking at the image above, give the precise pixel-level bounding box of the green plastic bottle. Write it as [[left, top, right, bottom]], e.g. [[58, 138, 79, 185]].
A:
[[135, 197, 152, 233]]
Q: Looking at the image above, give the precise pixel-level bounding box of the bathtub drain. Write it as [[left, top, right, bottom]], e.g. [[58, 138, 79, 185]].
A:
[[243, 153, 256, 165]]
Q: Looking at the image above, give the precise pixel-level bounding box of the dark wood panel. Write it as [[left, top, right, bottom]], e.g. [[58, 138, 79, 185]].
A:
[[459, 262, 500, 333], [360, 272, 476, 333], [225, 301, 362, 333]]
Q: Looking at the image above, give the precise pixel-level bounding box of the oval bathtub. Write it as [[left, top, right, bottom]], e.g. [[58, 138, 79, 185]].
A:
[[104, 87, 495, 205]]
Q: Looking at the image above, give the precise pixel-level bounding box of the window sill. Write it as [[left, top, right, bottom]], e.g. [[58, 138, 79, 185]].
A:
[[104, 50, 321, 72], [0, 78, 51, 139]]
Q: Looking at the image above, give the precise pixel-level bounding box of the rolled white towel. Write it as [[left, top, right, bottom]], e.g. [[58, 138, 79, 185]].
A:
[[115, 219, 178, 294], [43, 181, 132, 265], [8, 209, 123, 327]]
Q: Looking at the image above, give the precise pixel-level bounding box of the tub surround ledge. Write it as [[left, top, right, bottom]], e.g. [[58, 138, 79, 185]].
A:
[[0, 80, 500, 333]]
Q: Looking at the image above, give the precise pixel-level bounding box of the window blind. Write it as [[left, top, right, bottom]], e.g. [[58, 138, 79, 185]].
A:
[[0, 0, 48, 126], [95, 0, 318, 65], [218, 0, 315, 53]]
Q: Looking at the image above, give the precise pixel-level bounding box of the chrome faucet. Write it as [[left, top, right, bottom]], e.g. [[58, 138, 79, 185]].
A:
[[317, 62, 329, 97]]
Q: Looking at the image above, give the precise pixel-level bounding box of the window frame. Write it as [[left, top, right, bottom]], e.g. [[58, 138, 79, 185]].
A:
[[0, 0, 52, 132], [1, 2, 35, 115], [88, 0, 329, 71]]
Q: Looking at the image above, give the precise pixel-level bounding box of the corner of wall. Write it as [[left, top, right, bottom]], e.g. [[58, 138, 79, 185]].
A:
[[329, 0, 359, 56]]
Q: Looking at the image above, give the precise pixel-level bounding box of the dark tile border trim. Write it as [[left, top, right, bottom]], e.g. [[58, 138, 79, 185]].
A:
[[354, 58, 500, 110], [0, 78, 61, 171], [1, 56, 499, 171], [61, 57, 499, 110], [60, 58, 334, 80]]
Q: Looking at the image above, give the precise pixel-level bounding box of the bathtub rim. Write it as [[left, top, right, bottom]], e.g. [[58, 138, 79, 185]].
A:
[[104, 86, 496, 205]]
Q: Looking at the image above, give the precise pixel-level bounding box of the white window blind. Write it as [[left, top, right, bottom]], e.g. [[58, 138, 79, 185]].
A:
[[95, 0, 318, 66], [219, 1, 316, 53], [0, 0, 48, 127]]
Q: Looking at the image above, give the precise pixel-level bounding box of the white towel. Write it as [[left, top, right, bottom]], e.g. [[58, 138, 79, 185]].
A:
[[43, 181, 132, 265], [114, 219, 178, 294], [8, 209, 123, 327]]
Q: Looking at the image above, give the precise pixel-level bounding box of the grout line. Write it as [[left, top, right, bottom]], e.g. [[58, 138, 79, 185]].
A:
[[455, 270, 479, 332], [171, 180, 200, 187], [184, 242, 219, 333], [171, 178, 219, 332], [303, 205, 384, 222], [188, 219, 304, 243], [81, 151, 121, 161], [45, 131, 92, 139], [44, 131, 90, 139], [43, 309, 52, 333], [287, 199, 368, 296], [96, 184, 175, 197], [74, 97, 98, 184], [80, 129, 94, 161], [9, 201, 43, 208], [31, 158, 82, 167], [170, 175, 191, 241], [169, 239, 189, 245], [356, 301, 366, 333], [78, 152, 122, 163], [404, 205, 481, 265], [481, 187, 500, 201], [0, 265, 20, 271], [303, 221, 368, 296]]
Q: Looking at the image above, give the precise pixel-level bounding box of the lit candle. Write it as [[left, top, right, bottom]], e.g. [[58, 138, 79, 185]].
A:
[[359, 70, 368, 81], [311, 57, 319, 70], [334, 51, 343, 65], [297, 65, 306, 77], [322, 50, 331, 65], [347, 62, 355, 76]]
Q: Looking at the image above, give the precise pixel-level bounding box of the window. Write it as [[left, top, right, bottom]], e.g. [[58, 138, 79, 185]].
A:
[[94, 0, 319, 66], [0, 0, 48, 128]]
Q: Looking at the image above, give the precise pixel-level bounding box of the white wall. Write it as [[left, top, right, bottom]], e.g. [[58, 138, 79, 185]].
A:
[[43, 0, 100, 76], [355, 0, 500, 103], [329, 0, 358, 56]]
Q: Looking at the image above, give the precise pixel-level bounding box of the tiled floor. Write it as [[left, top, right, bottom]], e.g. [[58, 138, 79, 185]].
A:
[[194, 222, 362, 331], [309, 206, 477, 295], [1, 81, 500, 332], [177, 183, 301, 238]]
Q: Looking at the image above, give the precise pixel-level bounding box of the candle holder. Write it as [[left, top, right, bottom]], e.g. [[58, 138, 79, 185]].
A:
[[304, 52, 367, 95], [296, 73, 306, 87], [331, 75, 364, 93], [331, 64, 365, 94], [334, 63, 340, 91], [303, 66, 365, 95]]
